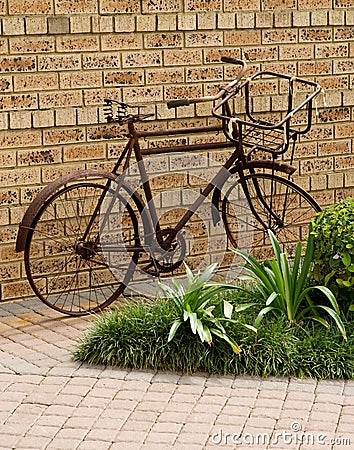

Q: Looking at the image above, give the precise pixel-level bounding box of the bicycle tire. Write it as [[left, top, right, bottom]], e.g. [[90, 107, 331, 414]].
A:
[[222, 173, 321, 260], [24, 179, 141, 316]]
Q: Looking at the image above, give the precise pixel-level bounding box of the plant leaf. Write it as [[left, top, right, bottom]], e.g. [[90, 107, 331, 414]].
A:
[[223, 300, 233, 319], [168, 319, 182, 342]]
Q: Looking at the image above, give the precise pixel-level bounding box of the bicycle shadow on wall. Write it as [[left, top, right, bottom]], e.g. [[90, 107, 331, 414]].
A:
[[16, 57, 322, 316]]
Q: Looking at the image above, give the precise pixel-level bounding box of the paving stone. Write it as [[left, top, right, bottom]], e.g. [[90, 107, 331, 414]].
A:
[[0, 298, 352, 449]]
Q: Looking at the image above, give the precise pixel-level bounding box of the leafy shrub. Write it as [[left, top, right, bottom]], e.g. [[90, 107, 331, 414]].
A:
[[311, 197, 354, 305], [233, 230, 347, 340], [73, 294, 354, 379], [159, 263, 256, 354]]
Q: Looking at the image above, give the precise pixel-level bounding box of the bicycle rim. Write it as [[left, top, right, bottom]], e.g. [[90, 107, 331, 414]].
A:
[[222, 173, 321, 260], [24, 181, 140, 316]]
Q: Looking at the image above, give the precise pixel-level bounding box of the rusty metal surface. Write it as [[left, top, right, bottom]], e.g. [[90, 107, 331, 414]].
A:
[[16, 169, 118, 253]]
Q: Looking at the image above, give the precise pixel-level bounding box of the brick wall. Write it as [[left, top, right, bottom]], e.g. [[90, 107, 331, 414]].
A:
[[1, 0, 354, 301]]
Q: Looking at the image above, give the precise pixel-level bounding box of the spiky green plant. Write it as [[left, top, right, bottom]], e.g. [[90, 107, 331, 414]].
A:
[[158, 263, 256, 354], [233, 229, 347, 340]]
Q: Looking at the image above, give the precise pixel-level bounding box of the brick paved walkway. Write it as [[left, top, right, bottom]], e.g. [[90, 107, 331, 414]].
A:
[[1, 298, 354, 449]]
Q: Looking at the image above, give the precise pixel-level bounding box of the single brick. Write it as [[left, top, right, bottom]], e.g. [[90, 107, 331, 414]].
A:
[[63, 143, 106, 162], [83, 53, 121, 69], [38, 55, 80, 71], [25, 17, 48, 34], [158, 14, 177, 31], [165, 85, 202, 102], [318, 106, 350, 123], [32, 106, 56, 128], [41, 162, 82, 182], [293, 11, 310, 27], [318, 140, 350, 156], [335, 155, 354, 170], [2, 17, 25, 35], [315, 43, 348, 58], [100, 0, 140, 13], [0, 150, 16, 168], [70, 16, 92, 34], [9, 37, 55, 54], [300, 28, 332, 42], [279, 44, 314, 60], [14, 73, 58, 92], [217, 12, 236, 29], [186, 31, 223, 47], [0, 94, 37, 111], [91, 15, 113, 33], [328, 172, 344, 189], [122, 51, 162, 68], [300, 157, 333, 174], [256, 11, 273, 28], [262, 29, 297, 44], [114, 15, 135, 33], [333, 59, 354, 74], [8, 0, 53, 14], [164, 49, 202, 66], [262, 0, 295, 8], [146, 67, 183, 84], [0, 130, 42, 149], [0, 189, 19, 206], [55, 0, 97, 13], [0, 56, 36, 73], [43, 127, 85, 145], [236, 12, 256, 29], [299, 0, 331, 8], [224, 29, 261, 46], [329, 10, 345, 25], [273, 10, 292, 27], [197, 12, 217, 30], [145, 33, 183, 48], [225, 0, 260, 10], [142, 0, 181, 12], [18, 148, 61, 166], [310, 10, 329, 26], [77, 106, 99, 125], [335, 27, 354, 41], [185, 0, 221, 10], [55, 108, 77, 126], [186, 66, 223, 82], [0, 166, 41, 187], [335, 122, 354, 138], [57, 36, 99, 52], [104, 69, 144, 86], [122, 85, 163, 103], [47, 16, 70, 34], [39, 91, 82, 109], [101, 34, 142, 51], [319, 75, 349, 91], [244, 46, 278, 61], [9, 111, 32, 129], [136, 14, 156, 32], [0, 39, 7, 55], [0, 76, 12, 92], [60, 72, 102, 89]]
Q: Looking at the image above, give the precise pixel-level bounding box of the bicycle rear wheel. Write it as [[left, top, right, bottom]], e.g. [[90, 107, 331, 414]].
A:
[[222, 173, 321, 259], [24, 180, 140, 316]]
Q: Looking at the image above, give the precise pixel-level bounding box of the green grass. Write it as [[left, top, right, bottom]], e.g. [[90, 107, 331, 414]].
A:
[[73, 290, 354, 379]]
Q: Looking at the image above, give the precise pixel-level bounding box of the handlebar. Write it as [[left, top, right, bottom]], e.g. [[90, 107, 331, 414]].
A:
[[167, 56, 247, 109]]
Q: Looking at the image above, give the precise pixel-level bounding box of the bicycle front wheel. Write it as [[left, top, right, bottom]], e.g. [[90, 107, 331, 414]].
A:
[[222, 173, 321, 259], [24, 180, 140, 316]]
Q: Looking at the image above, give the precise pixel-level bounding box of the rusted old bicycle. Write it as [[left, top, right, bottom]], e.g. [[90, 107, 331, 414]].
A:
[[16, 57, 322, 315]]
